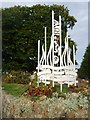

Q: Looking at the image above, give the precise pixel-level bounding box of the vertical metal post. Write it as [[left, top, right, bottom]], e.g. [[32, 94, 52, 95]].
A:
[[67, 32, 69, 87], [38, 40, 40, 86], [59, 15, 61, 67], [59, 15, 62, 92], [52, 10, 54, 87], [73, 45, 75, 69], [45, 27, 47, 86], [73, 45, 76, 86], [60, 83, 62, 92], [67, 32, 69, 66]]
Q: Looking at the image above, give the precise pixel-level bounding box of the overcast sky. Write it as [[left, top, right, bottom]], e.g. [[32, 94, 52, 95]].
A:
[[1, 1, 89, 67]]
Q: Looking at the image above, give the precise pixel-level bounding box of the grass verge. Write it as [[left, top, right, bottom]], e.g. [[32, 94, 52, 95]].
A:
[[2, 82, 29, 97]]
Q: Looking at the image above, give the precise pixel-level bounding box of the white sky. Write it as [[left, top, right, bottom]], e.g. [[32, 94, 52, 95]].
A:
[[1, 1, 89, 67]]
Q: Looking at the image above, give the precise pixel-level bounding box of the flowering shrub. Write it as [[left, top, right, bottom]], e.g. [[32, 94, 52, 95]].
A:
[[27, 81, 68, 100], [68, 79, 89, 95], [2, 70, 32, 84], [64, 92, 88, 112], [28, 83, 52, 98]]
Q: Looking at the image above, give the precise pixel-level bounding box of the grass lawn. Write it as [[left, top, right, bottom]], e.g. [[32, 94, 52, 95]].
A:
[[2, 82, 29, 97], [54, 83, 68, 93]]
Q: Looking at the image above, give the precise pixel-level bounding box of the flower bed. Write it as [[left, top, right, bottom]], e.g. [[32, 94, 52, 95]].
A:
[[2, 91, 89, 118], [24, 77, 89, 101], [2, 77, 89, 118]]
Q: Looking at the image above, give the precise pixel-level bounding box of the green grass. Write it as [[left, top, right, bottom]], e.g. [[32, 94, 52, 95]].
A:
[[62, 84, 68, 93], [2, 82, 29, 96], [54, 83, 68, 94]]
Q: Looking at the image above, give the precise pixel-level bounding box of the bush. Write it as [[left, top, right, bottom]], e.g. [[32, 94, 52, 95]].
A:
[[28, 86, 52, 98], [2, 70, 31, 84], [27, 81, 67, 99]]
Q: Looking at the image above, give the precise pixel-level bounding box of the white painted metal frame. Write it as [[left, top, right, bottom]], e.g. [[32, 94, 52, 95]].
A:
[[37, 11, 78, 92]]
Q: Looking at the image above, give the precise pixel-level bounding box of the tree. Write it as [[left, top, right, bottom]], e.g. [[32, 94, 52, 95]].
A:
[[78, 44, 90, 79], [2, 4, 77, 72]]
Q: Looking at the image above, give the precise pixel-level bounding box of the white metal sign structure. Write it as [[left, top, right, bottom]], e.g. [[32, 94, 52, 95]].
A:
[[37, 11, 78, 92]]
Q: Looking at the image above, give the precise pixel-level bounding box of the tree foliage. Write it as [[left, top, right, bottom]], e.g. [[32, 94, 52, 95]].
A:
[[2, 4, 77, 72], [78, 44, 90, 79]]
